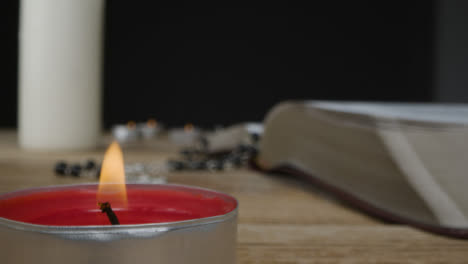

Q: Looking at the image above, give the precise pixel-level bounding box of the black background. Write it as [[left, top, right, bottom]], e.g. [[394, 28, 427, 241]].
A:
[[1, 1, 435, 128]]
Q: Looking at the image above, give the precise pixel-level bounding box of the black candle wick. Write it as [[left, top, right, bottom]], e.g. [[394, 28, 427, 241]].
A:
[[98, 202, 120, 225]]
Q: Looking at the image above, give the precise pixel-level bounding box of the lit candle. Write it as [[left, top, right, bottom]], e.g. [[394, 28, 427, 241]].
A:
[[112, 121, 139, 142], [138, 119, 160, 139], [0, 142, 237, 263], [168, 123, 201, 146]]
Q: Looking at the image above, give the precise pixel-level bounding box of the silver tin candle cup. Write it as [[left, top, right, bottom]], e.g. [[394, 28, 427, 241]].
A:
[[0, 184, 238, 264]]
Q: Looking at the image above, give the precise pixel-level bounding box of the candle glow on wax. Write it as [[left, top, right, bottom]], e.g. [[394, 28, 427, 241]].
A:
[[97, 141, 127, 208]]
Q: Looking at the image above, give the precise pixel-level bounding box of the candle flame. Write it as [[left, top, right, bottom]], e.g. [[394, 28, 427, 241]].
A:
[[127, 121, 136, 130], [147, 119, 157, 128], [97, 141, 127, 208], [184, 123, 194, 132]]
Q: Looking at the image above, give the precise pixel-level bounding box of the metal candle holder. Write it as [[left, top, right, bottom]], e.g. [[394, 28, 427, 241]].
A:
[[0, 184, 238, 264]]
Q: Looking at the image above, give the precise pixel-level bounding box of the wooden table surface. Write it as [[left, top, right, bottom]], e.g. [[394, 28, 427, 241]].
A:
[[0, 130, 467, 263]]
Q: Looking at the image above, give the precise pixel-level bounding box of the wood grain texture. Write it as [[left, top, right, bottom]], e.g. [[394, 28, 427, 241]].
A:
[[0, 130, 467, 263]]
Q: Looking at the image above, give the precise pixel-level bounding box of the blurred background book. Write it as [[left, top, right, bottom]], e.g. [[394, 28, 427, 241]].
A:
[[256, 101, 468, 238]]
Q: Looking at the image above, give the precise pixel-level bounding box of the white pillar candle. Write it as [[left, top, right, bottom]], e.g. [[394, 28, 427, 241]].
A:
[[18, 0, 104, 150]]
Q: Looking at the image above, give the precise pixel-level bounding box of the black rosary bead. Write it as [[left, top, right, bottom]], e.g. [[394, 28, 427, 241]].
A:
[[54, 161, 68, 176], [167, 160, 185, 171], [187, 160, 207, 170], [85, 159, 96, 170], [206, 159, 223, 171], [70, 164, 82, 177], [250, 133, 260, 143]]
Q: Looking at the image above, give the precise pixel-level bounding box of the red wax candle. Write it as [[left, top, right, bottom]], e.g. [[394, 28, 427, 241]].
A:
[[0, 184, 237, 226]]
